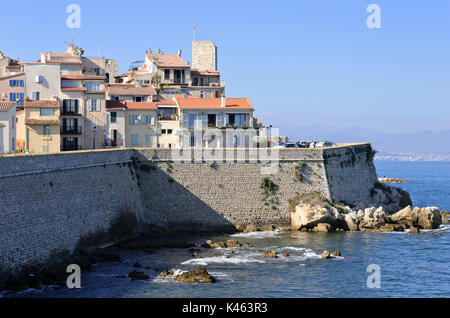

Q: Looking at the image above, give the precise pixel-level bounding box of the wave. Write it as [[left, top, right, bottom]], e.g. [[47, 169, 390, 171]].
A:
[[181, 245, 324, 266], [231, 231, 283, 239]]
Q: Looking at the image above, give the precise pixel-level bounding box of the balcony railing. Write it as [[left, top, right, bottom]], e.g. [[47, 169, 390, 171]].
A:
[[61, 145, 82, 151], [61, 126, 82, 135], [60, 107, 80, 116]]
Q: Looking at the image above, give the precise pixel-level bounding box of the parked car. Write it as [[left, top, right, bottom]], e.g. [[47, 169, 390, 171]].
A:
[[273, 142, 298, 148]]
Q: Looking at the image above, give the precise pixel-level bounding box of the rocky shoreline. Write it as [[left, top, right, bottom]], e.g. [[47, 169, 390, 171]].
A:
[[291, 192, 443, 233], [378, 178, 408, 184]]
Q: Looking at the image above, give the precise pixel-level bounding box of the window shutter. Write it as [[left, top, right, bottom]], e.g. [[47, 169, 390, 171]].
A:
[[217, 113, 223, 127], [20, 80, 23, 87]]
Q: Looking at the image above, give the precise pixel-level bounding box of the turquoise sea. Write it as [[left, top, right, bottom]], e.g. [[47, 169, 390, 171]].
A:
[[5, 161, 450, 298]]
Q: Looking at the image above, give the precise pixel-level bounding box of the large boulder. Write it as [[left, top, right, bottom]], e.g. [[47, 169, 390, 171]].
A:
[[174, 267, 215, 283], [291, 193, 344, 231], [370, 183, 412, 214], [391, 206, 442, 229]]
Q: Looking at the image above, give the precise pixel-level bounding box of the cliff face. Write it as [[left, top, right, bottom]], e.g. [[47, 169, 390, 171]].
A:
[[0, 144, 400, 276]]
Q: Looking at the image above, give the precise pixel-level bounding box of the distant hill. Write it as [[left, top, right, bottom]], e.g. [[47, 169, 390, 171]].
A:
[[280, 125, 450, 160]]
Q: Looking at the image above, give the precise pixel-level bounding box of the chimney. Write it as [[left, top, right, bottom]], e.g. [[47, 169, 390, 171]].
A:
[[157, 48, 161, 54], [221, 94, 226, 107], [178, 49, 182, 57]]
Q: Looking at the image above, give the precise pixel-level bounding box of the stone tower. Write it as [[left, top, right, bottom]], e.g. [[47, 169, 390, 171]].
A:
[[192, 40, 217, 71]]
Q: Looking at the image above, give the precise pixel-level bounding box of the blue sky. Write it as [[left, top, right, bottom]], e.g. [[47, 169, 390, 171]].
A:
[[1, 0, 449, 134]]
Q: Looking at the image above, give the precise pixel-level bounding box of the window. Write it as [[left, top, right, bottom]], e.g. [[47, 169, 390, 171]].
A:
[[145, 134, 153, 147], [129, 115, 141, 126], [226, 114, 247, 128], [89, 99, 101, 112], [158, 108, 176, 121], [86, 82, 101, 91], [94, 68, 100, 76], [185, 113, 206, 129], [111, 112, 117, 123], [161, 129, 167, 134], [143, 115, 155, 125], [208, 114, 216, 128], [193, 78, 198, 86], [167, 129, 173, 134], [43, 125, 51, 136], [9, 93, 23, 106], [200, 91, 205, 98], [11, 116, 15, 129], [32, 92, 40, 100], [133, 96, 143, 102], [131, 134, 139, 146], [40, 108, 55, 116], [164, 69, 170, 80], [9, 80, 23, 87], [62, 99, 79, 114], [43, 145, 49, 153]]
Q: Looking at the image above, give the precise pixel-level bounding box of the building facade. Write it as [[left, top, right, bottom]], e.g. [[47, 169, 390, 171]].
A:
[[0, 101, 17, 154]]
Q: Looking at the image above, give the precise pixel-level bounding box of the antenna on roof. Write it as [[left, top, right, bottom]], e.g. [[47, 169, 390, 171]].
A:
[[193, 25, 196, 41]]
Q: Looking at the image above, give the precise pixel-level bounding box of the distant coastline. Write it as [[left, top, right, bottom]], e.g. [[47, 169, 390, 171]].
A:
[[375, 153, 450, 162]]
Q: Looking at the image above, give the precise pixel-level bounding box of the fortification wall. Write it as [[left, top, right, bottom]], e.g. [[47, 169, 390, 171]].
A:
[[0, 149, 143, 275], [0, 143, 378, 275]]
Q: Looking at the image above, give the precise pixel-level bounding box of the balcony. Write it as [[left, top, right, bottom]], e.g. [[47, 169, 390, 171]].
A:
[[61, 126, 82, 135], [60, 107, 80, 116], [61, 145, 82, 152]]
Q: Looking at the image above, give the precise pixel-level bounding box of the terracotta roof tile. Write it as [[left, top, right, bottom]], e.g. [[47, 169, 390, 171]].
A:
[[106, 100, 174, 110], [146, 53, 190, 68], [191, 69, 220, 76], [106, 84, 156, 96], [61, 75, 104, 80], [175, 97, 253, 110], [25, 119, 60, 125], [24, 100, 60, 108], [0, 101, 16, 111]]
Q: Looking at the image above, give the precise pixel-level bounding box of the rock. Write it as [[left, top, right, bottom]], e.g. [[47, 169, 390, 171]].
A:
[[260, 225, 276, 232], [159, 269, 175, 278], [243, 225, 258, 233], [378, 178, 408, 184], [40, 263, 69, 284], [314, 223, 332, 233], [282, 253, 289, 257], [261, 251, 278, 258], [193, 252, 201, 259], [291, 193, 344, 231], [409, 227, 420, 234], [331, 251, 341, 257], [370, 183, 412, 214], [2, 276, 30, 292], [174, 267, 215, 283], [243, 243, 254, 248], [391, 206, 442, 229], [344, 212, 359, 231], [128, 271, 149, 280], [133, 262, 142, 268], [226, 240, 242, 248], [322, 250, 331, 259]]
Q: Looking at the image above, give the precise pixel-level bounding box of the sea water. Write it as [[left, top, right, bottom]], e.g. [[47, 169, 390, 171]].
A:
[[7, 161, 450, 298]]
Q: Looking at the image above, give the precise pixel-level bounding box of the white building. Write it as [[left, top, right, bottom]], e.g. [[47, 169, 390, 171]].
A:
[[0, 101, 17, 154]]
